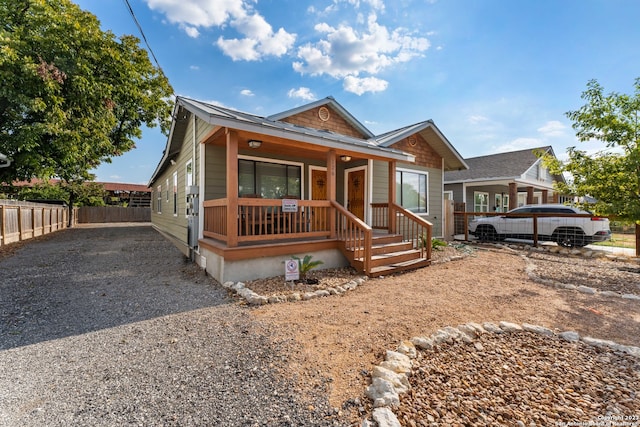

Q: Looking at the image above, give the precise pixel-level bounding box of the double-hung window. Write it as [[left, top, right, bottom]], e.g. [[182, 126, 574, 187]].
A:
[[396, 169, 428, 213], [474, 191, 489, 212]]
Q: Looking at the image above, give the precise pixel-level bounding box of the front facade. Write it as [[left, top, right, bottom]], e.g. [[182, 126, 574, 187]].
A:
[[444, 146, 565, 213], [149, 97, 467, 283]]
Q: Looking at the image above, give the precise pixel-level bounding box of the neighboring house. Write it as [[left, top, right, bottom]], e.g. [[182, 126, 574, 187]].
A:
[[101, 182, 151, 207], [444, 146, 565, 213], [149, 96, 467, 283]]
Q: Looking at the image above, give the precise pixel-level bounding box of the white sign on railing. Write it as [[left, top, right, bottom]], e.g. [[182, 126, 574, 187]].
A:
[[282, 199, 298, 213]]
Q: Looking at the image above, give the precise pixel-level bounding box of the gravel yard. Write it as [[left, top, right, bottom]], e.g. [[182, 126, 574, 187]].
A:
[[1, 225, 639, 427], [0, 225, 343, 427]]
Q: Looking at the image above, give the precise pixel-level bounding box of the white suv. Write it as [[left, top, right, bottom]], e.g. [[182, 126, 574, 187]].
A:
[[468, 204, 611, 247]]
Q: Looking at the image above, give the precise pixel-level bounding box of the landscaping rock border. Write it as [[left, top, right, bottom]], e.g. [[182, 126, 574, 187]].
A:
[[222, 276, 369, 305], [361, 321, 640, 427]]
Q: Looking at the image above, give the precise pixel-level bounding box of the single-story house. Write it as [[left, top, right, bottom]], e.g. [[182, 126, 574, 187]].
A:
[[444, 146, 566, 213], [149, 96, 468, 283]]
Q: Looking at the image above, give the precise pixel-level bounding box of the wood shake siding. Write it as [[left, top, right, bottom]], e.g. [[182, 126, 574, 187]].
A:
[[390, 134, 442, 169], [281, 107, 367, 139]]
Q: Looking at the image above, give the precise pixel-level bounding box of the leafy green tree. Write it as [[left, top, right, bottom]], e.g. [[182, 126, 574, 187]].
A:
[[12, 181, 107, 206], [0, 0, 173, 185], [543, 78, 640, 254]]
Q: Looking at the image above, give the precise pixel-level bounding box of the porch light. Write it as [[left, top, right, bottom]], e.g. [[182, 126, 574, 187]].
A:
[[340, 155, 351, 162], [248, 140, 262, 149]]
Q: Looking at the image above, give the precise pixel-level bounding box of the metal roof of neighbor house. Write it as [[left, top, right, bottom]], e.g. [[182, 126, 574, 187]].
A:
[[444, 146, 555, 183]]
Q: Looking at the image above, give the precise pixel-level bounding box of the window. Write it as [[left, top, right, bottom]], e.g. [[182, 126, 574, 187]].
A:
[[396, 169, 428, 213], [186, 159, 193, 188], [238, 158, 301, 198], [494, 194, 509, 212], [156, 185, 162, 213], [474, 192, 489, 212], [173, 172, 178, 216]]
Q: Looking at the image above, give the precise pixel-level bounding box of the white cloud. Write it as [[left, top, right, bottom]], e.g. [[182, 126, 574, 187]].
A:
[[240, 89, 254, 96], [144, 0, 296, 60], [343, 75, 388, 95], [468, 115, 489, 125], [288, 87, 316, 101], [537, 120, 567, 137], [490, 138, 545, 154], [292, 13, 429, 94], [189, 65, 199, 70], [183, 25, 200, 38], [145, 0, 244, 27]]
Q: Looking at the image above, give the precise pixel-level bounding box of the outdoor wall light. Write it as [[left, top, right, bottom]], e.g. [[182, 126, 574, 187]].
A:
[[248, 140, 262, 149], [340, 155, 351, 162]]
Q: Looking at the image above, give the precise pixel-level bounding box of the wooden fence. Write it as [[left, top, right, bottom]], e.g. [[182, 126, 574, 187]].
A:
[[77, 206, 150, 223], [0, 201, 71, 246]]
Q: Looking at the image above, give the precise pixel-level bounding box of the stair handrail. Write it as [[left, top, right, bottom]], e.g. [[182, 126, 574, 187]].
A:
[[331, 201, 372, 274], [389, 202, 433, 260]]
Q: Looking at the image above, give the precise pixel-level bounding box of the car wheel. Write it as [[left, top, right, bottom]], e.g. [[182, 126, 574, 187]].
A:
[[477, 225, 497, 242], [555, 230, 585, 248]]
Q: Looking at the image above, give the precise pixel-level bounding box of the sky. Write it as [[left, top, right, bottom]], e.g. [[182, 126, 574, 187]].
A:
[[73, 0, 640, 185]]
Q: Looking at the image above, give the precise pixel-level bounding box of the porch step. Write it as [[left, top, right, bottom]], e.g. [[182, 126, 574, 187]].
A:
[[368, 258, 431, 278], [371, 241, 413, 255]]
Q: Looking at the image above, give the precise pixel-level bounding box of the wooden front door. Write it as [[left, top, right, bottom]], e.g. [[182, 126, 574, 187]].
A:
[[311, 169, 327, 231], [347, 169, 365, 221]]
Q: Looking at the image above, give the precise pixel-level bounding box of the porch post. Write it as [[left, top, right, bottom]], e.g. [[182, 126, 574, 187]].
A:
[[327, 149, 337, 238], [508, 182, 517, 210], [526, 186, 534, 204], [226, 129, 239, 247], [541, 189, 548, 204], [388, 160, 396, 233]]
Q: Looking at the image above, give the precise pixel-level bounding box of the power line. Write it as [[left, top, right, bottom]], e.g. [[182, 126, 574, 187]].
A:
[[121, 0, 171, 87]]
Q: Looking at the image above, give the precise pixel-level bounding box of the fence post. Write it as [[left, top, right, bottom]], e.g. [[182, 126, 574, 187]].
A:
[[17, 206, 23, 241], [0, 206, 4, 246]]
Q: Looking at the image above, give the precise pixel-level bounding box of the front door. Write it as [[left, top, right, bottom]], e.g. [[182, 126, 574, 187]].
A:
[[346, 168, 365, 221]]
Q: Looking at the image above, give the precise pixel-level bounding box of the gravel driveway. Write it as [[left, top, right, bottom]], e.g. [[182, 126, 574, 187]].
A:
[[0, 225, 345, 426]]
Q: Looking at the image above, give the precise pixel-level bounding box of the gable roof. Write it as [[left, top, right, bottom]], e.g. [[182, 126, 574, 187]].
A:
[[268, 96, 374, 139], [373, 121, 468, 171], [150, 96, 468, 184], [444, 146, 557, 183]]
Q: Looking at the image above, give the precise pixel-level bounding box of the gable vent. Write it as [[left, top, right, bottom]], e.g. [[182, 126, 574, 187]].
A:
[[318, 106, 330, 122]]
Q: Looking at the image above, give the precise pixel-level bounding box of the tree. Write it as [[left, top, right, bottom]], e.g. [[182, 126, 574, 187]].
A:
[[0, 0, 173, 185], [543, 78, 640, 255]]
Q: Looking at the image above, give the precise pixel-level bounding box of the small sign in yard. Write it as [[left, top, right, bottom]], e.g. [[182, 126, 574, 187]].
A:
[[285, 259, 299, 282]]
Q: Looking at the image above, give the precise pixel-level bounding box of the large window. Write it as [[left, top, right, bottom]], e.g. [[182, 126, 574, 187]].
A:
[[238, 159, 301, 198], [396, 169, 428, 213]]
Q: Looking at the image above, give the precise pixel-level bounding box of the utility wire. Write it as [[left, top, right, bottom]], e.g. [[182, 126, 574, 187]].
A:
[[121, 0, 172, 89]]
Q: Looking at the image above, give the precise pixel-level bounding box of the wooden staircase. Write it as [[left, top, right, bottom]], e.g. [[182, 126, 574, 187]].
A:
[[343, 232, 431, 277]]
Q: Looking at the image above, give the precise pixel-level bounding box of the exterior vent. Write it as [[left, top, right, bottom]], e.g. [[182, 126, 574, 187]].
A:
[[318, 106, 330, 122]]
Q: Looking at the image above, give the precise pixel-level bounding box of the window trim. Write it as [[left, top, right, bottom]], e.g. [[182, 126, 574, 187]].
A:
[[396, 167, 429, 215], [473, 191, 489, 212], [173, 171, 178, 216], [237, 155, 304, 199], [156, 184, 162, 214]]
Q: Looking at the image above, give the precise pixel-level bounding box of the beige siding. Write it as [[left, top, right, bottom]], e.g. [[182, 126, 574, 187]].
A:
[[371, 160, 443, 237], [151, 114, 210, 252]]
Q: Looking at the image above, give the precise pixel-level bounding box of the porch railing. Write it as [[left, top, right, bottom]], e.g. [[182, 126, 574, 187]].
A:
[[203, 198, 332, 244], [372, 202, 433, 260], [332, 201, 372, 274]]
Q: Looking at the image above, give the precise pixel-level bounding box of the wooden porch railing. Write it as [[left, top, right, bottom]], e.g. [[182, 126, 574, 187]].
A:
[[372, 202, 433, 260], [332, 201, 372, 274], [203, 198, 332, 244]]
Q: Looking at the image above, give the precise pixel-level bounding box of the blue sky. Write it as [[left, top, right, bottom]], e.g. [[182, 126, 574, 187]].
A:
[[74, 0, 640, 185]]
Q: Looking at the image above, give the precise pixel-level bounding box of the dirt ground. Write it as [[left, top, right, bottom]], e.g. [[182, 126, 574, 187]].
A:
[[250, 245, 640, 421]]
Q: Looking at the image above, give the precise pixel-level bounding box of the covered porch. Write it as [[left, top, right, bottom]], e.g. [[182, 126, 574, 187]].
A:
[[197, 129, 432, 280]]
